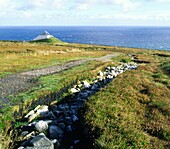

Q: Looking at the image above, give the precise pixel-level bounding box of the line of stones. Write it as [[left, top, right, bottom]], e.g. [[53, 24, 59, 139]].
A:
[[17, 62, 138, 149]]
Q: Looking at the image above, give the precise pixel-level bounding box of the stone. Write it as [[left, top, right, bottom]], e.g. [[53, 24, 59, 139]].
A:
[[28, 113, 38, 122], [20, 131, 29, 137], [66, 125, 72, 133], [71, 115, 78, 122], [27, 133, 54, 149], [98, 71, 104, 77], [58, 123, 65, 130], [49, 125, 64, 140], [25, 110, 35, 118], [82, 80, 90, 88], [23, 131, 35, 140], [36, 105, 49, 115], [40, 111, 55, 119], [53, 110, 63, 117], [18, 147, 24, 149], [52, 139, 60, 149], [70, 88, 80, 93], [34, 105, 41, 112], [35, 120, 48, 132], [73, 140, 80, 145]]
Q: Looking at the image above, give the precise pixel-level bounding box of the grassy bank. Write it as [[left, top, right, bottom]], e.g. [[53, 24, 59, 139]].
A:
[[82, 52, 170, 148]]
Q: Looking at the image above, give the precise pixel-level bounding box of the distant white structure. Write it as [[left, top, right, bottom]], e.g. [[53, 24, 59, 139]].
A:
[[33, 31, 53, 41]]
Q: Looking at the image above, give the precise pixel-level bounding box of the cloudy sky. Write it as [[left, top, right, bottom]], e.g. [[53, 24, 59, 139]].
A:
[[0, 0, 170, 26]]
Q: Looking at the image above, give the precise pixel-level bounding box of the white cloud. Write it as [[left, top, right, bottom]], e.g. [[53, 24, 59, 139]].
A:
[[157, 0, 170, 2], [113, 0, 140, 12], [31, 0, 65, 9], [76, 4, 89, 10], [74, 0, 141, 11]]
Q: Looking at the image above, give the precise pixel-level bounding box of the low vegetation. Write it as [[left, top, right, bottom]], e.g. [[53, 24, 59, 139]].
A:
[[30, 37, 65, 44], [82, 52, 170, 148], [0, 41, 113, 77], [0, 40, 170, 148]]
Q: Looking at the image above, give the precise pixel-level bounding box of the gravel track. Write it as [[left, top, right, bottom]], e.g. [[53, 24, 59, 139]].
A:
[[0, 53, 118, 106]]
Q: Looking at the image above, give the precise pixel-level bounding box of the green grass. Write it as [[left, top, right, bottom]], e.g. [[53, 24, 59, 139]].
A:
[[0, 41, 112, 77], [0, 60, 111, 148], [161, 61, 170, 75], [82, 54, 170, 148], [30, 37, 66, 44]]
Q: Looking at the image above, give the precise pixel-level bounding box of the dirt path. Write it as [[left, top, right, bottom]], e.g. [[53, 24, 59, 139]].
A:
[[0, 53, 119, 106]]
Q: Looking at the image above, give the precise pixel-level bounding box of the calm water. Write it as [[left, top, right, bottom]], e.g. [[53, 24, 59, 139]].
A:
[[0, 26, 170, 51]]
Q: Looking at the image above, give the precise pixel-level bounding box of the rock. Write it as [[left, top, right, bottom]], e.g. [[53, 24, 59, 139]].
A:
[[53, 110, 63, 117], [98, 71, 104, 77], [66, 125, 72, 133], [18, 147, 24, 149], [25, 110, 35, 118], [23, 131, 35, 140], [40, 111, 55, 119], [70, 88, 80, 93], [58, 123, 65, 130], [49, 125, 64, 140], [35, 121, 48, 132], [80, 92, 89, 99], [52, 139, 60, 149], [28, 113, 38, 122], [65, 117, 72, 125], [82, 80, 90, 88], [91, 83, 100, 91], [73, 140, 80, 145], [27, 133, 54, 149], [34, 105, 41, 112], [20, 131, 29, 137], [36, 105, 49, 115], [71, 115, 78, 122]]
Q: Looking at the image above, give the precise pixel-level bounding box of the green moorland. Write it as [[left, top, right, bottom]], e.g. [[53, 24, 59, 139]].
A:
[[0, 40, 170, 149]]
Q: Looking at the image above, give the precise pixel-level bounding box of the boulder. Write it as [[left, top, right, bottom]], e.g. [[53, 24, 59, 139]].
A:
[[35, 121, 48, 132], [26, 133, 54, 149], [49, 125, 64, 140]]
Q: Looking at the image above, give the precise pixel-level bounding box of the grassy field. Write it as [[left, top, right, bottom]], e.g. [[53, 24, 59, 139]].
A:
[[0, 40, 170, 148], [0, 41, 113, 77]]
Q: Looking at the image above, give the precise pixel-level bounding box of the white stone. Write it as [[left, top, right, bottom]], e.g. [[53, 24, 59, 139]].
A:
[[99, 71, 104, 77], [25, 110, 35, 118], [35, 120, 48, 132], [70, 88, 80, 93], [28, 113, 38, 122], [82, 80, 90, 88], [36, 105, 49, 115]]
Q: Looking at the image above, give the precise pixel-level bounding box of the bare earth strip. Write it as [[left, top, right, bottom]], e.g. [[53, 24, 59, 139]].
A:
[[0, 53, 119, 105]]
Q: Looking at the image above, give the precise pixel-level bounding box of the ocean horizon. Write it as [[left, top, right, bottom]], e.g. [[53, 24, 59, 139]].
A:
[[0, 26, 170, 51]]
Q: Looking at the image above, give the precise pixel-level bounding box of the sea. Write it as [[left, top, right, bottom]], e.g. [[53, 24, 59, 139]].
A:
[[0, 26, 170, 51]]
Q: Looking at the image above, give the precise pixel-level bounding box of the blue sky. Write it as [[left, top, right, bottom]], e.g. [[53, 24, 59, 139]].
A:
[[0, 0, 170, 26]]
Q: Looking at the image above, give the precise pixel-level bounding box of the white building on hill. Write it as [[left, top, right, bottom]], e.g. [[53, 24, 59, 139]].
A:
[[33, 31, 53, 41]]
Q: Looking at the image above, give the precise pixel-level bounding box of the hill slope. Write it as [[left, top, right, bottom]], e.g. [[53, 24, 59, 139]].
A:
[[30, 37, 66, 44]]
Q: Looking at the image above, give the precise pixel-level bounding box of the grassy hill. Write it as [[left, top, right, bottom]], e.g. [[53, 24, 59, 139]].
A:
[[30, 37, 66, 44]]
